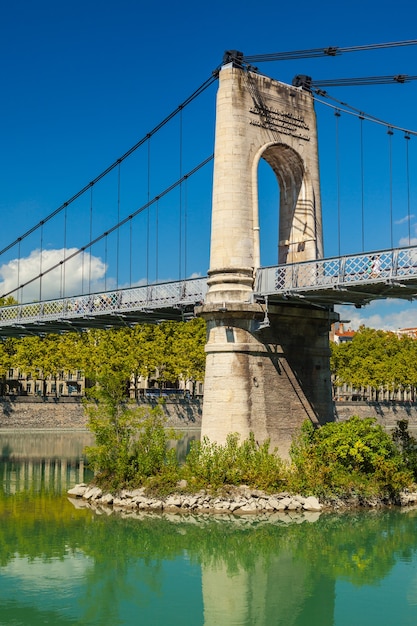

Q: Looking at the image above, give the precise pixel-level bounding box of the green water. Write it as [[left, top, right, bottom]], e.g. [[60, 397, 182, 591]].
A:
[[1, 432, 417, 626]]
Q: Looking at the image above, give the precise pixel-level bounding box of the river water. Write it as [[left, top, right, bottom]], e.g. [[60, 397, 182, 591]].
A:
[[1, 430, 417, 626]]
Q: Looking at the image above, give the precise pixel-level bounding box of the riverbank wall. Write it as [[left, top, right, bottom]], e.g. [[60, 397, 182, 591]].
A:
[[0, 397, 416, 432], [334, 401, 417, 431], [0, 397, 202, 429]]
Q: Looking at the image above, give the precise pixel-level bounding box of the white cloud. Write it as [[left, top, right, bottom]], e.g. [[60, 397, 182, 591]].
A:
[[398, 236, 417, 247], [336, 300, 417, 332], [395, 214, 415, 225], [0, 248, 108, 303]]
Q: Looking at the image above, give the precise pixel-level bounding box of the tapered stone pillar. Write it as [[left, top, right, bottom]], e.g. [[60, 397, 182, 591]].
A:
[[199, 62, 336, 457]]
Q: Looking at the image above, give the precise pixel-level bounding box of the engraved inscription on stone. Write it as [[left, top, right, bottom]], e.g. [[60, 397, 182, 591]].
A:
[[249, 105, 310, 141]]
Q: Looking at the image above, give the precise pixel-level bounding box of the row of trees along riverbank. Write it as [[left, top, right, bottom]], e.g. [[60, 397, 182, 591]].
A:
[[0, 322, 417, 401], [331, 326, 417, 402], [0, 319, 206, 398]]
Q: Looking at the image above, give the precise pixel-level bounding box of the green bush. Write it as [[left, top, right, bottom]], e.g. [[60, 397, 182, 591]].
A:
[[181, 432, 287, 492], [84, 398, 180, 491], [392, 419, 417, 480], [289, 416, 413, 499]]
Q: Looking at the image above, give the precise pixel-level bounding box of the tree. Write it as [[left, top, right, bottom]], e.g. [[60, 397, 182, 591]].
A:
[[0, 338, 17, 394], [167, 318, 206, 395], [0, 296, 18, 306], [331, 326, 417, 400], [128, 324, 166, 395], [80, 329, 133, 398]]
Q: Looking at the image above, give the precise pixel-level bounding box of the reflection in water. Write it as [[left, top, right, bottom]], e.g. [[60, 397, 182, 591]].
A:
[[0, 431, 94, 495], [0, 430, 199, 495], [202, 552, 334, 626], [1, 432, 417, 625]]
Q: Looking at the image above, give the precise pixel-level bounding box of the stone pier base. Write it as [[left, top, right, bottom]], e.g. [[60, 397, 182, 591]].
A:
[[198, 303, 338, 459]]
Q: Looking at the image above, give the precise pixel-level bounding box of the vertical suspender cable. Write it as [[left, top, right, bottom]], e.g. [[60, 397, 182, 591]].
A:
[[335, 109, 341, 257], [89, 185, 93, 293], [17, 239, 21, 303], [116, 161, 121, 289], [405, 133, 411, 245], [184, 176, 188, 281], [388, 126, 394, 248], [104, 233, 108, 292], [146, 135, 151, 285], [129, 217, 133, 288], [359, 114, 365, 252], [81, 209, 85, 295], [62, 204, 67, 298], [155, 198, 159, 283], [39, 221, 44, 302], [179, 107, 183, 282]]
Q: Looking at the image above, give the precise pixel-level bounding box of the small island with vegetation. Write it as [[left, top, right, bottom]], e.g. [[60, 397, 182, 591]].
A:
[[68, 374, 417, 517]]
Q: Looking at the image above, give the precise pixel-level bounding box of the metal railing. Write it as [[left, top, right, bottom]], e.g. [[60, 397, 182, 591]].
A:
[[0, 277, 208, 328], [2, 245, 417, 334], [255, 246, 417, 296]]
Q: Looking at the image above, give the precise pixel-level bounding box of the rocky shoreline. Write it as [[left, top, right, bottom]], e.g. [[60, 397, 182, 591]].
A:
[[67, 482, 417, 522]]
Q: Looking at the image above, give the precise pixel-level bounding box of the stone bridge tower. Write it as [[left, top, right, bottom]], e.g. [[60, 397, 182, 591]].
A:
[[198, 56, 337, 458]]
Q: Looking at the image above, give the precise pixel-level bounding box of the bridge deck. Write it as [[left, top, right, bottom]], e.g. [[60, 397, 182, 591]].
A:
[[0, 247, 417, 336], [0, 278, 208, 337], [256, 247, 417, 308]]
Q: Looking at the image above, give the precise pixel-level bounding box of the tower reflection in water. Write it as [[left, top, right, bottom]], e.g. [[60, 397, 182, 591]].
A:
[[1, 431, 417, 626]]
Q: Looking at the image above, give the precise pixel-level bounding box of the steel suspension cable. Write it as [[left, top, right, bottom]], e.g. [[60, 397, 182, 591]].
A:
[[116, 161, 121, 289], [89, 186, 93, 293], [335, 109, 341, 256], [104, 234, 108, 292], [242, 40, 417, 64], [146, 136, 151, 286], [405, 133, 411, 245], [179, 107, 183, 281], [311, 74, 417, 88], [81, 231, 85, 294], [129, 217, 133, 289], [184, 176, 188, 281], [0, 155, 214, 300], [359, 113, 365, 251], [17, 239, 21, 303], [62, 203, 67, 298], [388, 127, 394, 248], [39, 222, 44, 303], [313, 92, 417, 136], [0, 73, 218, 260], [155, 198, 159, 283]]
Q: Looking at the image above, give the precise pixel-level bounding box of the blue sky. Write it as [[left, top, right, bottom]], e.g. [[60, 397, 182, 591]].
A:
[[1, 0, 417, 330]]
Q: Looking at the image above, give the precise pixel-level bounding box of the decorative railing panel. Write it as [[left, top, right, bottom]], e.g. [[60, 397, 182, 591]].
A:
[[255, 246, 417, 297], [0, 277, 208, 328]]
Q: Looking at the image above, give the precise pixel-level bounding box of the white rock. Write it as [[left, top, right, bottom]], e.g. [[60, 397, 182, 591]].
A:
[[165, 495, 183, 507], [237, 503, 258, 513], [277, 496, 293, 509], [302, 496, 322, 512], [293, 495, 306, 505], [83, 486, 103, 500], [68, 484, 88, 497], [268, 497, 284, 510]]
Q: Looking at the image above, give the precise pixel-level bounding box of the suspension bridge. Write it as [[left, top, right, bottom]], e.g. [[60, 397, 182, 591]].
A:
[[0, 247, 417, 336], [1, 40, 417, 454]]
